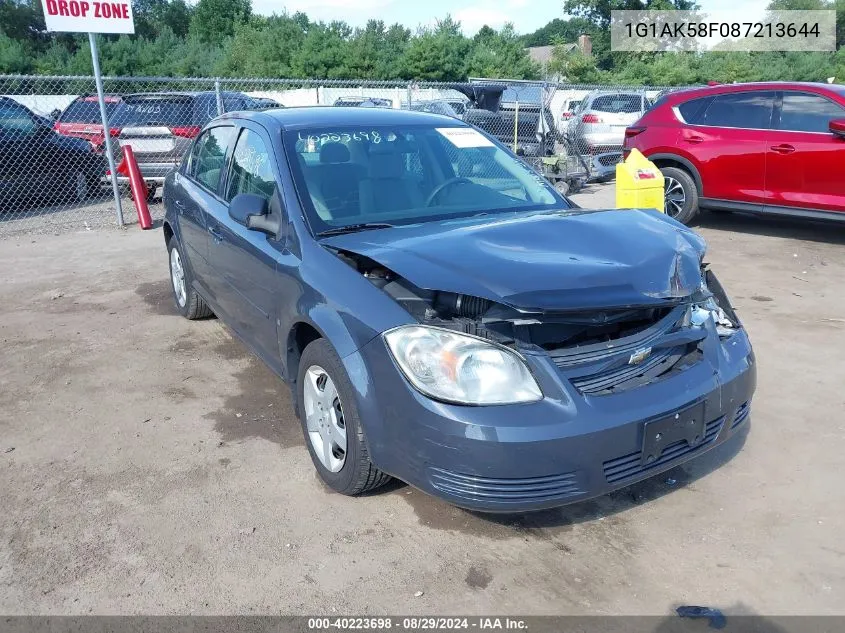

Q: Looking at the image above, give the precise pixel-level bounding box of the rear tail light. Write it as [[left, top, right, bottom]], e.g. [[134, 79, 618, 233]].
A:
[[171, 126, 201, 139], [624, 126, 646, 140], [582, 113, 602, 124]]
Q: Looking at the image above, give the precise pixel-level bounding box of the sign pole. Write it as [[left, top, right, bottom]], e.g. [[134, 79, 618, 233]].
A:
[[88, 32, 124, 227]]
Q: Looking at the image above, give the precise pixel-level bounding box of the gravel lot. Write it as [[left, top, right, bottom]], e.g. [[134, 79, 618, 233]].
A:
[[1, 183, 844, 615]]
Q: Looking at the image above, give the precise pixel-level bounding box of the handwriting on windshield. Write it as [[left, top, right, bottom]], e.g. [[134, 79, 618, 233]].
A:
[[298, 131, 383, 144]]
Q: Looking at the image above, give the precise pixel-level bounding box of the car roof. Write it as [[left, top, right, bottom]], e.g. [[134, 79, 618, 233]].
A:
[[217, 106, 467, 131], [660, 81, 845, 103]]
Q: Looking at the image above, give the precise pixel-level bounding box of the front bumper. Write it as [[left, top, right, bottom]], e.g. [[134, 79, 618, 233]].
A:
[[353, 328, 756, 513]]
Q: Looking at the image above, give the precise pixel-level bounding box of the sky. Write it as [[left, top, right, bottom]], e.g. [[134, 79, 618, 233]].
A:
[[256, 0, 772, 36]]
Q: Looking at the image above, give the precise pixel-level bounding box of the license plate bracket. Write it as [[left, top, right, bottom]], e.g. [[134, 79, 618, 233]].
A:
[[641, 402, 706, 466]]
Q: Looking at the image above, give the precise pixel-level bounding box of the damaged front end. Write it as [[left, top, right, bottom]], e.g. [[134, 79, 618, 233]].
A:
[[331, 246, 742, 400]]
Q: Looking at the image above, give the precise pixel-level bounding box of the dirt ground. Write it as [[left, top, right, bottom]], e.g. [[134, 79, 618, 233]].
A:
[[1, 184, 844, 615]]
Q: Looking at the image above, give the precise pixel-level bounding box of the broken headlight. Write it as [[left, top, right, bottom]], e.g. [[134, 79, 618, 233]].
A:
[[384, 325, 542, 405], [689, 270, 740, 338]]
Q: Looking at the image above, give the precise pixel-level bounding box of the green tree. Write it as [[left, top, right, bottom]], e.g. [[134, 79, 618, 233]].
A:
[[402, 16, 471, 80], [522, 17, 595, 47], [189, 0, 250, 43], [467, 24, 541, 79]]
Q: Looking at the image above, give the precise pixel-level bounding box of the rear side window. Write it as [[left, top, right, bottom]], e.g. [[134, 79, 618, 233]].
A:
[[114, 96, 194, 127], [188, 126, 235, 192], [702, 91, 775, 130], [61, 98, 118, 123], [677, 96, 713, 124], [225, 129, 276, 201], [590, 95, 643, 113], [779, 92, 845, 133], [0, 102, 36, 136]]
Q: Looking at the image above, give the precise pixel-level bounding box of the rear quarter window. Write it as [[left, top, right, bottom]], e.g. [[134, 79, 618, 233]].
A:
[[677, 96, 713, 124]]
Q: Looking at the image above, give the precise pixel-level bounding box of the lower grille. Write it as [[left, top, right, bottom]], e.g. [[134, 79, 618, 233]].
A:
[[603, 416, 725, 484], [731, 401, 750, 429], [428, 467, 582, 504]]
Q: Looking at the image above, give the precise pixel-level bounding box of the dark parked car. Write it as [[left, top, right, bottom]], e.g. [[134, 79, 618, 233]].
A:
[[162, 107, 756, 512], [0, 97, 102, 206], [624, 81, 845, 224], [248, 97, 284, 110], [110, 91, 258, 200]]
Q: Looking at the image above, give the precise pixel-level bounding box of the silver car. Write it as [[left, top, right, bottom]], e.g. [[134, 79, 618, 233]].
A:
[[569, 91, 649, 155], [110, 91, 256, 200]]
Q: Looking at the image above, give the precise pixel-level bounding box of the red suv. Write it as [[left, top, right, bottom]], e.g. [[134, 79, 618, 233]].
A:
[[624, 82, 845, 225]]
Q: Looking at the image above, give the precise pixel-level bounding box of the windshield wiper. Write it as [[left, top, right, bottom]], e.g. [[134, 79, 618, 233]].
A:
[[316, 223, 394, 237]]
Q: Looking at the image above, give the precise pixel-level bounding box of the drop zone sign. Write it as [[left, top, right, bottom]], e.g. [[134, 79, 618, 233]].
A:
[[41, 0, 135, 33]]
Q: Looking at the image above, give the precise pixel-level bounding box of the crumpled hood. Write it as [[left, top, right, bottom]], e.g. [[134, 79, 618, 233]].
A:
[[321, 209, 707, 312]]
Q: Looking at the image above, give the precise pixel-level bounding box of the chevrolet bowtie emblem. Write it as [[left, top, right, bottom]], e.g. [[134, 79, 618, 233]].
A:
[[628, 347, 653, 365]]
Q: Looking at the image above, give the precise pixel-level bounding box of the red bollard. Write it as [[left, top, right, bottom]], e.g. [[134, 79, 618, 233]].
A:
[[120, 145, 153, 230]]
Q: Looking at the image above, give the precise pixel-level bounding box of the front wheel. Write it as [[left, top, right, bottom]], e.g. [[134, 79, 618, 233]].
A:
[[660, 166, 699, 225], [297, 338, 391, 496]]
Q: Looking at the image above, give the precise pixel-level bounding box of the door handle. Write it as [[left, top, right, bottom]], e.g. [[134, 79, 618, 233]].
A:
[[770, 144, 796, 154], [683, 134, 704, 144], [208, 225, 224, 243]]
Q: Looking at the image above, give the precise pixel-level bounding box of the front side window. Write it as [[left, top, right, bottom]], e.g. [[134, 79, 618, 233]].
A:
[[779, 92, 845, 133], [188, 126, 235, 192], [285, 124, 564, 234], [226, 129, 276, 201], [701, 91, 775, 130]]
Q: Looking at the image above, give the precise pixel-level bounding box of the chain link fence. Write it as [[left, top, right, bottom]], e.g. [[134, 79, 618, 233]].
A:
[[0, 74, 680, 237]]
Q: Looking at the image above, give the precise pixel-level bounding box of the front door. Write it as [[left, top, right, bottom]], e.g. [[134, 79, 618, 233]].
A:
[[206, 124, 285, 365], [765, 90, 845, 214]]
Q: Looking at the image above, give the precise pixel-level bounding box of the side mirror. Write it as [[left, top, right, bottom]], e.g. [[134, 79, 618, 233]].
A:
[[830, 119, 845, 138], [229, 193, 278, 235]]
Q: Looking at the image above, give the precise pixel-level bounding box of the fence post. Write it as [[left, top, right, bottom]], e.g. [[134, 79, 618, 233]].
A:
[[407, 82, 413, 109], [215, 79, 223, 115]]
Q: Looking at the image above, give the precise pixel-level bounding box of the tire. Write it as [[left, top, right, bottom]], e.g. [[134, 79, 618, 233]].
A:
[[146, 184, 158, 203], [660, 166, 699, 225], [65, 170, 89, 204], [297, 338, 391, 496], [166, 236, 213, 320], [554, 180, 570, 197]]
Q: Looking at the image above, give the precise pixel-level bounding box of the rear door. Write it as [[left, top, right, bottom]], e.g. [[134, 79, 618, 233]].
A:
[[114, 95, 199, 179], [690, 90, 776, 204], [176, 125, 237, 295], [765, 90, 845, 213], [206, 123, 284, 360]]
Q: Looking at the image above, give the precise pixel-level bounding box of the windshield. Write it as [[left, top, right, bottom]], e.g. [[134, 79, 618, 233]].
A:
[[591, 94, 644, 114], [61, 99, 119, 124], [285, 124, 565, 234]]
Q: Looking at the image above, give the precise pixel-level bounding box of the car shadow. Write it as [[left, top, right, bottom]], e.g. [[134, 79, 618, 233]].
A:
[[398, 422, 750, 535], [696, 210, 845, 246]]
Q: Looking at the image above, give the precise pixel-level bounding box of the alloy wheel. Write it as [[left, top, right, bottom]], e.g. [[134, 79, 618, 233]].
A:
[[664, 176, 686, 219], [303, 365, 347, 473], [170, 247, 187, 308]]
